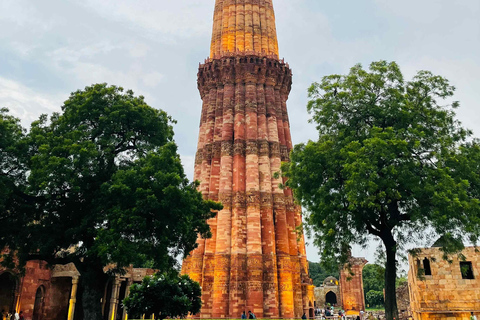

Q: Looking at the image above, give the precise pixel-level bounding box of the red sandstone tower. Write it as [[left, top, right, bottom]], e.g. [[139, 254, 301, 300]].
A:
[[182, 1, 314, 318]]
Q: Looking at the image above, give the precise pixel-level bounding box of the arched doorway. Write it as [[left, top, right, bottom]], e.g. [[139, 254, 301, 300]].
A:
[[326, 291, 337, 306], [33, 286, 45, 320], [0, 272, 17, 314]]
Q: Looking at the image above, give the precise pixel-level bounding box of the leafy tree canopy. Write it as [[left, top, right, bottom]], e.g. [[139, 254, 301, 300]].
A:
[[283, 61, 480, 320], [363, 264, 385, 294], [308, 261, 339, 287], [0, 84, 221, 320], [366, 290, 384, 308], [123, 272, 202, 320], [0, 108, 27, 212], [363, 264, 385, 307]]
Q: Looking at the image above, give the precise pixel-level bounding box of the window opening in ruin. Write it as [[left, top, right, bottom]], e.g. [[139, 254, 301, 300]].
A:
[[423, 258, 432, 276], [460, 261, 474, 279]]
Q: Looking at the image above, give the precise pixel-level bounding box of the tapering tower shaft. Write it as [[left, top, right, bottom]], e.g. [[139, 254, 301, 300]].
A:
[[182, 1, 313, 318], [210, 0, 279, 59]]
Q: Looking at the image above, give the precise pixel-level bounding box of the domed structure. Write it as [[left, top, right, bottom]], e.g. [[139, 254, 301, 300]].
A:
[[324, 276, 339, 287]]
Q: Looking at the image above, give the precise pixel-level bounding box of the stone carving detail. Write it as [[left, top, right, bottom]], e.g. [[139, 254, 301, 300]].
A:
[[273, 193, 285, 206], [280, 145, 289, 161], [219, 193, 233, 208], [233, 140, 246, 156], [246, 191, 260, 205], [260, 192, 273, 207], [195, 150, 203, 164], [233, 192, 246, 208], [221, 141, 233, 156], [198, 58, 293, 96], [258, 140, 270, 157], [269, 141, 281, 158], [246, 140, 259, 155], [203, 144, 213, 161], [213, 141, 222, 158], [285, 198, 295, 212]]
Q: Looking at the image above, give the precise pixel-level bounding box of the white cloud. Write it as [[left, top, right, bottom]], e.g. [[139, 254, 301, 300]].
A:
[[0, 77, 63, 127], [142, 72, 164, 88], [73, 0, 213, 42], [129, 42, 151, 58], [179, 154, 195, 181]]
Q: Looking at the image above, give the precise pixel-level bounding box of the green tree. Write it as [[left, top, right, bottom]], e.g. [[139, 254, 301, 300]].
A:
[[363, 264, 385, 293], [363, 264, 385, 307], [396, 276, 407, 288], [366, 290, 384, 308], [0, 84, 220, 320], [0, 108, 26, 213], [282, 61, 480, 320], [308, 261, 339, 287], [123, 272, 201, 319]]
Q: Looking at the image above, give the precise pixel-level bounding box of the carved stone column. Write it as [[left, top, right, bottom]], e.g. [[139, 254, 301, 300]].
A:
[[67, 277, 79, 320], [123, 279, 133, 320], [108, 278, 121, 320]]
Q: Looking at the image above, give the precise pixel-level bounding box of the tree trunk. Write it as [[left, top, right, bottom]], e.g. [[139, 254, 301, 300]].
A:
[[79, 263, 108, 320], [383, 233, 399, 320]]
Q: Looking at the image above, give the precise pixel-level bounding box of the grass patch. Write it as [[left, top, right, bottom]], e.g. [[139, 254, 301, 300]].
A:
[[366, 307, 385, 312]]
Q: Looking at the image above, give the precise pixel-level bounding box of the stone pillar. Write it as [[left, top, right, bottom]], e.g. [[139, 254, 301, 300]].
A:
[[123, 279, 133, 320], [212, 79, 234, 318], [108, 278, 121, 320], [229, 79, 247, 317], [245, 79, 264, 317], [67, 277, 79, 320], [340, 257, 368, 312], [258, 79, 280, 319], [200, 84, 219, 319]]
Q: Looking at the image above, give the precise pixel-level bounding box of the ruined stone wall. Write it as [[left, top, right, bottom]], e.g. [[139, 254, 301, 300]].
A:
[[315, 286, 340, 308], [20, 260, 52, 320], [408, 246, 480, 320], [396, 282, 411, 319], [0, 260, 157, 320], [339, 257, 367, 313]]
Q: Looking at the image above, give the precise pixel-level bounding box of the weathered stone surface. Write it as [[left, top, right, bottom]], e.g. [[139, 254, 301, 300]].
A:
[[0, 260, 155, 320], [408, 246, 480, 320], [339, 257, 368, 313], [209, 0, 280, 59], [314, 277, 341, 308], [182, 1, 313, 318]]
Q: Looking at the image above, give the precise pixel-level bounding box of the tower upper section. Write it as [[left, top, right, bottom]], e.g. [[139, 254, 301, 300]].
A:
[[210, 0, 279, 60]]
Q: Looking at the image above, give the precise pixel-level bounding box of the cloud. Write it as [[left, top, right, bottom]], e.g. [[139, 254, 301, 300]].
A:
[[0, 77, 63, 127], [180, 155, 195, 182], [73, 0, 213, 42]]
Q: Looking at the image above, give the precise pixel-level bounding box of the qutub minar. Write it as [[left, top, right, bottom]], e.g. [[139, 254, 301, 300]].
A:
[[181, 0, 315, 318]]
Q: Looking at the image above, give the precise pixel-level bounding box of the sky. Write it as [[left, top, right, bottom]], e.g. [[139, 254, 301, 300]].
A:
[[1, 0, 479, 268]]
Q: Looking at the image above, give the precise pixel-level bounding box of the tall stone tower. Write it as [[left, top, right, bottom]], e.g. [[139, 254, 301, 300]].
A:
[[182, 1, 314, 318]]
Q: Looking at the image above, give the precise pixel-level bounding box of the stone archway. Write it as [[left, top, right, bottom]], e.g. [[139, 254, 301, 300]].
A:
[[0, 272, 17, 314], [326, 291, 337, 306], [33, 285, 45, 320]]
